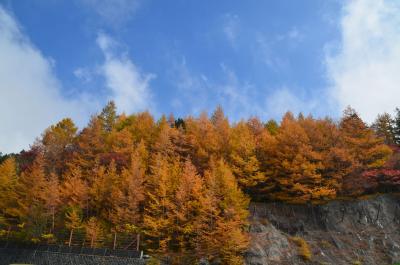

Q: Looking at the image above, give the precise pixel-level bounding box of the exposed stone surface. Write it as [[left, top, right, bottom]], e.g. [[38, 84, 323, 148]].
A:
[[246, 194, 400, 265]]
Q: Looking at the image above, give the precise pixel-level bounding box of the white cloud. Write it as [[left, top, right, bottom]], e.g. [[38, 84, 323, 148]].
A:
[[326, 0, 400, 123], [96, 32, 155, 114], [0, 6, 154, 153], [81, 0, 140, 26], [0, 6, 94, 153]]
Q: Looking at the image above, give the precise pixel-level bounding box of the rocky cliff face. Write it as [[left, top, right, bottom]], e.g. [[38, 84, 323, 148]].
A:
[[246, 194, 400, 265]]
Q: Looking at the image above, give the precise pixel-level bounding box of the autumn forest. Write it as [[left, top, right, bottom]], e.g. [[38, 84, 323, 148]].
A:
[[1, 102, 400, 264]]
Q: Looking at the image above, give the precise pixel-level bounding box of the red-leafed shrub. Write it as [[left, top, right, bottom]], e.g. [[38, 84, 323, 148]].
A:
[[362, 168, 400, 193]]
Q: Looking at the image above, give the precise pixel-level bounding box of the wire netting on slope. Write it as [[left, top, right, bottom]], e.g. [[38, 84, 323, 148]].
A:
[[0, 248, 146, 265]]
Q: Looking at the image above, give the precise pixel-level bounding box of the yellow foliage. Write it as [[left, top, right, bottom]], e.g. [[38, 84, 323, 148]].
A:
[[41, 233, 54, 239], [0, 229, 7, 237], [65, 208, 82, 230], [31, 237, 41, 243], [146, 256, 161, 265]]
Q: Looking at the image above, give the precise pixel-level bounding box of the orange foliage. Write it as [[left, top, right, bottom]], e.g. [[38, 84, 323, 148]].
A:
[[0, 102, 395, 262]]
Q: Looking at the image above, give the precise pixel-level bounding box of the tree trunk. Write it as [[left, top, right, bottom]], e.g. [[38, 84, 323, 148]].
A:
[[7, 226, 11, 240], [52, 209, 55, 233], [136, 233, 140, 251], [113, 232, 117, 250], [86, 199, 89, 217], [68, 229, 74, 247]]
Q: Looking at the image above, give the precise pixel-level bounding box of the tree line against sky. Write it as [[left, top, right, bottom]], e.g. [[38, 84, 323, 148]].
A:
[[1, 102, 400, 264]]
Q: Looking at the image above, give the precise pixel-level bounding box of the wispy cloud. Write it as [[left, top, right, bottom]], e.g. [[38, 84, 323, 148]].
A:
[[264, 87, 322, 120], [169, 53, 328, 122], [96, 32, 155, 114], [255, 33, 288, 70], [80, 0, 141, 26], [217, 64, 264, 120], [170, 57, 248, 117], [171, 58, 261, 120], [326, 0, 400, 123], [169, 57, 210, 114], [277, 27, 304, 42], [287, 28, 302, 40], [222, 13, 240, 47], [0, 6, 95, 153], [73, 67, 92, 83]]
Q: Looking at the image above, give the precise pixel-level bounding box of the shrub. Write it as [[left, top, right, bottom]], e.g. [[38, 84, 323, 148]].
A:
[[0, 229, 7, 237], [291, 236, 312, 261], [147, 256, 161, 265]]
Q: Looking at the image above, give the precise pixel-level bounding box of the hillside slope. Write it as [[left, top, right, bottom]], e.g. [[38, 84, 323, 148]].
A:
[[246, 194, 400, 265]]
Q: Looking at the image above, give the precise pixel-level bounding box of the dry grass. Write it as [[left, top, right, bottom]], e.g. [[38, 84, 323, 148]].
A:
[[356, 193, 381, 201], [259, 218, 269, 225], [319, 240, 332, 249]]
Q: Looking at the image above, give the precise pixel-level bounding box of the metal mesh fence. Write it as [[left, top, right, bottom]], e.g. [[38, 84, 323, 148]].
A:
[[0, 240, 142, 258], [0, 248, 146, 265]]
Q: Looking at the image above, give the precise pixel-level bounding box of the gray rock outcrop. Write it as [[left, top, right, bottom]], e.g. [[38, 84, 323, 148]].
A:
[[246, 194, 400, 265]]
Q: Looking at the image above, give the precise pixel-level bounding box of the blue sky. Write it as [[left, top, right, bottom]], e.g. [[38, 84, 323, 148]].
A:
[[1, 0, 400, 152]]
